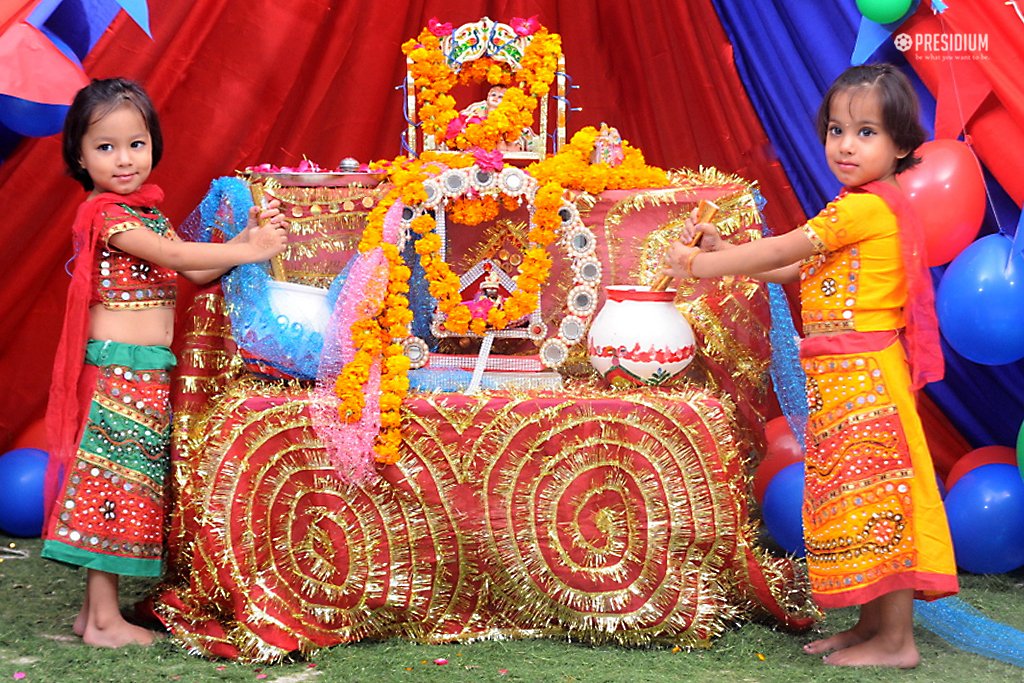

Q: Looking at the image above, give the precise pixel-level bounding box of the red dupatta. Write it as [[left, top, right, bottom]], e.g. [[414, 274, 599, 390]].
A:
[[42, 184, 165, 528], [856, 180, 944, 390]]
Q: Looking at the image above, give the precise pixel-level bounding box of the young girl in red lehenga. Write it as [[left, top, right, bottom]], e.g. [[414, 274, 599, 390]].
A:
[[41, 77, 288, 648]]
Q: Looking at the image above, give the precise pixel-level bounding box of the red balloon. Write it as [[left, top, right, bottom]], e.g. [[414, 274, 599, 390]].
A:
[[764, 416, 790, 446], [899, 139, 986, 267], [10, 416, 48, 452], [753, 422, 803, 504], [945, 445, 1016, 491]]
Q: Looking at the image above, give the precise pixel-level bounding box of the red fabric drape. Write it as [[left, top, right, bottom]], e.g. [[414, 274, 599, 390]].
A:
[[920, 391, 970, 479], [0, 0, 809, 449]]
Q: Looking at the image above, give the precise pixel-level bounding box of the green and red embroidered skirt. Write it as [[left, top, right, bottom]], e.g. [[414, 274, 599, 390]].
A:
[[42, 340, 176, 577]]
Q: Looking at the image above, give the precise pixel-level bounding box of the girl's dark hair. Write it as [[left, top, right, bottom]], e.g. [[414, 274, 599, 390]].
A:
[[62, 77, 163, 190], [815, 63, 926, 174]]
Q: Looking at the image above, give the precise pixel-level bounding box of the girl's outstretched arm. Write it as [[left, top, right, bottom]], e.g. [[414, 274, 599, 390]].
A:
[[680, 221, 801, 284], [108, 204, 287, 284], [665, 228, 814, 282], [175, 204, 288, 284]]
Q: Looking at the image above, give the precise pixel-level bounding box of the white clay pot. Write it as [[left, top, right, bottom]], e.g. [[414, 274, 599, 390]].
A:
[[266, 280, 332, 337], [587, 285, 696, 387]]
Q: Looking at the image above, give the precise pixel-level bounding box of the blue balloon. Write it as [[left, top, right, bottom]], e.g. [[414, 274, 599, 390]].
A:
[[0, 448, 49, 537], [0, 121, 22, 162], [945, 463, 1024, 574], [936, 234, 1024, 365], [0, 94, 68, 138], [36, 26, 83, 67], [762, 461, 805, 557], [37, 2, 123, 59]]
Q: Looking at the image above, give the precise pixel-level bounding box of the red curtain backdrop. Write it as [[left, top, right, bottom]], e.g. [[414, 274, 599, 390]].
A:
[[0, 0, 808, 449]]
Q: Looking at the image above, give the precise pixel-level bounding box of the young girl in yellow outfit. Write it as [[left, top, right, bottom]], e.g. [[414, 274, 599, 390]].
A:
[[664, 63, 957, 669]]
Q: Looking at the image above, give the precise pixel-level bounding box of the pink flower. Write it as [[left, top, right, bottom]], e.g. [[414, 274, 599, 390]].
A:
[[511, 15, 540, 36], [446, 114, 468, 139], [247, 163, 279, 173], [473, 147, 504, 173], [466, 298, 494, 320], [433, 658, 449, 665], [297, 158, 324, 173], [428, 17, 453, 37]]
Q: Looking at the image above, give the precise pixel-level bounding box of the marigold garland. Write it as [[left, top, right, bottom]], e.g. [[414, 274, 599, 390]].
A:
[[457, 57, 512, 88], [402, 26, 560, 151], [335, 154, 563, 454], [335, 20, 671, 472], [333, 202, 411, 464], [448, 194, 519, 225], [527, 126, 671, 193], [414, 176, 563, 337]]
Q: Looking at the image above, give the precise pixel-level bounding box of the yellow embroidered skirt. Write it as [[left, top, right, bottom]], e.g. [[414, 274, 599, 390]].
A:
[[800, 332, 958, 608]]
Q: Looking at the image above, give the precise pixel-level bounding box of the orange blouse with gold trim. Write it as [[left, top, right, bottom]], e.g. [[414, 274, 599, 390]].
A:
[[799, 191, 906, 335]]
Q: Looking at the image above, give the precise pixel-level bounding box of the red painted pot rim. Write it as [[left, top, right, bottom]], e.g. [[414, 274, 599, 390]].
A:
[[605, 285, 676, 303]]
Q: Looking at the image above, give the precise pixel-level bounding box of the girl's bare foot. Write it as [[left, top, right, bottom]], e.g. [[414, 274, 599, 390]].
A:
[[818, 589, 917, 667], [804, 601, 880, 655], [73, 608, 88, 637], [81, 569, 160, 647], [73, 593, 91, 636], [803, 626, 873, 655], [823, 634, 920, 668], [83, 616, 161, 648]]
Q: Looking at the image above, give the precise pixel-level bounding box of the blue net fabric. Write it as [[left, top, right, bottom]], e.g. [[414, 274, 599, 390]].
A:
[[915, 597, 1024, 668], [757, 196, 808, 450], [767, 280, 807, 451], [178, 176, 440, 382], [178, 176, 352, 380]]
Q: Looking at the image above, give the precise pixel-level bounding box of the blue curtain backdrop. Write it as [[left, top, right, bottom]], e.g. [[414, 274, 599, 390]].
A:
[[711, 0, 1024, 448]]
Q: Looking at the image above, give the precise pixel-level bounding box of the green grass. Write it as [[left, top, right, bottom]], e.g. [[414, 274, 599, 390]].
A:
[[2, 533, 1023, 682]]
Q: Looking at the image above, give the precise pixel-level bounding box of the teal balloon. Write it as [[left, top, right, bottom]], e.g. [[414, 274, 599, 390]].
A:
[[856, 0, 914, 24], [1017, 419, 1024, 483], [936, 234, 1024, 365]]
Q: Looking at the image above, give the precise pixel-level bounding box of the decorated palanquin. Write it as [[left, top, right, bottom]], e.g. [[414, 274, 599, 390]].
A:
[[152, 17, 817, 662], [403, 15, 566, 162]]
